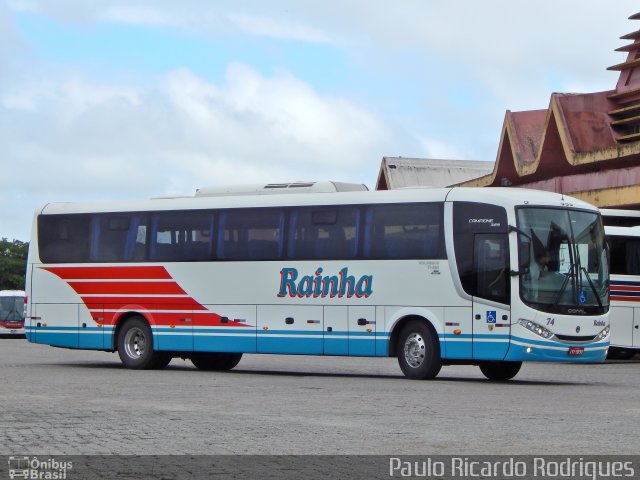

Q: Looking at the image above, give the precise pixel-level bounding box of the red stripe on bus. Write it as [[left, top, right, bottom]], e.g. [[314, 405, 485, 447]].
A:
[[611, 295, 640, 302], [68, 281, 187, 295], [80, 296, 205, 309], [92, 311, 252, 328], [41, 265, 252, 327], [43, 266, 172, 280], [610, 285, 640, 291]]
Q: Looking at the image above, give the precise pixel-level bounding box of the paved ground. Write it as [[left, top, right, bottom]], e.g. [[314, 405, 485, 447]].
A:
[[1, 338, 639, 456]]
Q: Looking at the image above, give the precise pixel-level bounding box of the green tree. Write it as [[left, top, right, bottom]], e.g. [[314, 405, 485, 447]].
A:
[[0, 238, 28, 290]]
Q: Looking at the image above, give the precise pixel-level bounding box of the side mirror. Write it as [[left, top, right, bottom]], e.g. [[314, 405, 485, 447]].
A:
[[509, 225, 531, 276], [518, 238, 531, 272]]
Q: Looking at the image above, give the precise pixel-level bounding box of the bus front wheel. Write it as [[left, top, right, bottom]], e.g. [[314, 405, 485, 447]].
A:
[[117, 317, 172, 370], [479, 361, 522, 381], [191, 352, 243, 371], [397, 320, 442, 380]]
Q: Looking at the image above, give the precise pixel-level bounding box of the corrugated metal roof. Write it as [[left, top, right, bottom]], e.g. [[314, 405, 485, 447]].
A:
[[376, 157, 494, 190]]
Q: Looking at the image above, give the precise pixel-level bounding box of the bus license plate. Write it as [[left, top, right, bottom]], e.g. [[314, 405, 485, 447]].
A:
[[568, 346, 584, 356]]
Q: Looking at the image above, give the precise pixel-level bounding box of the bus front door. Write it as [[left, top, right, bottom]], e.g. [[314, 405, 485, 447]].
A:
[[472, 301, 510, 360], [472, 233, 511, 360]]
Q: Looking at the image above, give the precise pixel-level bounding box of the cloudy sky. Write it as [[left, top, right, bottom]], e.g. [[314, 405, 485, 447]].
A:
[[0, 1, 637, 241]]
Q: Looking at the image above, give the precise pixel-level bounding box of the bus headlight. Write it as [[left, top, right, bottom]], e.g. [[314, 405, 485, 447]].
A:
[[596, 325, 610, 341], [518, 319, 554, 339]]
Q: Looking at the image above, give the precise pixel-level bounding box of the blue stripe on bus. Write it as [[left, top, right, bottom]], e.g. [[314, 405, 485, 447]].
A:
[[610, 290, 640, 296], [27, 326, 607, 363], [610, 280, 640, 286]]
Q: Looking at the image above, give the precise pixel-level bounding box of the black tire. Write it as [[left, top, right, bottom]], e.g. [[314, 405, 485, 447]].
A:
[[397, 320, 442, 380], [117, 317, 172, 370], [607, 348, 637, 360], [191, 352, 243, 371], [479, 361, 522, 381]]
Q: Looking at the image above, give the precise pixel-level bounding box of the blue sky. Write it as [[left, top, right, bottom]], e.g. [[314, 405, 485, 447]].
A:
[[0, 1, 637, 240]]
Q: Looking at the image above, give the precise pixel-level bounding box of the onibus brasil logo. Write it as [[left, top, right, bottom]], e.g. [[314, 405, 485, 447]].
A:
[[8, 457, 72, 479], [277, 267, 373, 298]]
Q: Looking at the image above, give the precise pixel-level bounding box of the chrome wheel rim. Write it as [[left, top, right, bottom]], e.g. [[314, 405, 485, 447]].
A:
[[404, 332, 426, 368], [123, 327, 147, 359]]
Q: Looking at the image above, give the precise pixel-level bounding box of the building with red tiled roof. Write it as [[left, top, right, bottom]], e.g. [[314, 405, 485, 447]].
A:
[[454, 12, 640, 208], [377, 12, 640, 209]]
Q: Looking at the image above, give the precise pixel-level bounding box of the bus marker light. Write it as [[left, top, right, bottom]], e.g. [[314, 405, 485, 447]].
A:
[[262, 326, 269, 330], [169, 325, 175, 329], [366, 328, 372, 333], [526, 347, 532, 353], [453, 329, 461, 335]]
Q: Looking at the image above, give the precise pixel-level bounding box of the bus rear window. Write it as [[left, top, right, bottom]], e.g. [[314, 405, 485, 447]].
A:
[[38, 215, 91, 263]]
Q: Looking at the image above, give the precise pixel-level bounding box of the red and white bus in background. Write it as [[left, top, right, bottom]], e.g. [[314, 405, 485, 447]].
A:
[[0, 290, 26, 337], [601, 209, 640, 359], [24, 183, 610, 380]]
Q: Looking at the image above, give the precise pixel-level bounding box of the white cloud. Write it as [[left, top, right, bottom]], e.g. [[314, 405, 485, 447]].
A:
[[227, 12, 336, 44], [5, 1, 634, 103], [1, 0, 638, 241], [161, 65, 388, 169], [0, 64, 389, 240], [417, 136, 466, 161]]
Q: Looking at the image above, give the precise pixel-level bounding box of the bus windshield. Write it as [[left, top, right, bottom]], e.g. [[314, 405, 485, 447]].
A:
[[517, 208, 609, 315], [0, 296, 24, 322]]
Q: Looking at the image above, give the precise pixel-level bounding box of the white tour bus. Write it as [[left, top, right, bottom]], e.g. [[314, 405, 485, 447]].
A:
[[599, 209, 640, 359], [0, 290, 26, 336], [25, 185, 610, 380], [605, 223, 640, 359]]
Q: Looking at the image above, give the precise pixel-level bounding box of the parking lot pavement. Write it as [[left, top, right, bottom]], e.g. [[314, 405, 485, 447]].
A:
[[1, 338, 639, 455]]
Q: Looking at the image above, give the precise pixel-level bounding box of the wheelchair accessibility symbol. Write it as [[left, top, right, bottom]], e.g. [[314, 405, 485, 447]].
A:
[[579, 291, 587, 304], [486, 311, 497, 324]]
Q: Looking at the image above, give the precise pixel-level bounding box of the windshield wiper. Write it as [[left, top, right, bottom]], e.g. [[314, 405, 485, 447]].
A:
[[580, 267, 604, 310], [571, 235, 604, 311], [551, 262, 576, 310]]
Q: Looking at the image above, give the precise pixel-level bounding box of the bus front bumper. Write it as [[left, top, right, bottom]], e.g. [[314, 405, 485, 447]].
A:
[[505, 336, 608, 363]]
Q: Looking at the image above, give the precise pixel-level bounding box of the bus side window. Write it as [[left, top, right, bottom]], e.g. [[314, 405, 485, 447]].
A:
[[452, 202, 509, 302], [626, 239, 640, 275], [150, 211, 214, 262], [607, 236, 640, 275], [217, 209, 284, 261], [90, 214, 148, 262], [363, 203, 444, 259], [287, 207, 359, 260]]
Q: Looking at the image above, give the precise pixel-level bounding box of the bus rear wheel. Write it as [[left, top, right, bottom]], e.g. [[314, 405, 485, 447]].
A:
[[397, 320, 442, 380], [117, 317, 172, 370], [191, 352, 243, 371], [479, 361, 522, 381]]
